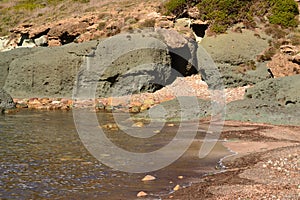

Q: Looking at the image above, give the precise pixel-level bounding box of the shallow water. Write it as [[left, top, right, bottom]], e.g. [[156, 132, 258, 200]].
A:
[[0, 110, 230, 199]]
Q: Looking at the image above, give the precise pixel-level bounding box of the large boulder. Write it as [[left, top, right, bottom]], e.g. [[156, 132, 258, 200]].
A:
[[76, 46, 172, 98], [0, 89, 16, 112], [200, 29, 272, 88], [157, 28, 198, 76], [3, 40, 99, 98], [226, 75, 300, 125], [75, 30, 173, 98], [244, 75, 300, 106], [4, 29, 198, 99]]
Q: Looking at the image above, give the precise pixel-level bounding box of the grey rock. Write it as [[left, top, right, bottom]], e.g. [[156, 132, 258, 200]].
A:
[[0, 47, 40, 88], [34, 35, 48, 47], [201, 29, 269, 64], [245, 74, 300, 106], [158, 28, 188, 49], [134, 96, 212, 122], [226, 75, 300, 125], [3, 29, 199, 99], [200, 29, 271, 88], [156, 28, 198, 76], [4, 40, 99, 98], [226, 99, 300, 126], [214, 62, 272, 88], [21, 39, 36, 48], [0, 89, 16, 111], [75, 32, 173, 98]]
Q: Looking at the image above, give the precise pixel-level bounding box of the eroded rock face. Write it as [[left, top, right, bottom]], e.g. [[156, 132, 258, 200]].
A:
[[0, 89, 16, 111], [226, 75, 300, 125], [245, 74, 300, 107], [200, 29, 272, 88], [75, 30, 173, 98], [3, 29, 198, 98], [157, 28, 198, 76], [0, 48, 40, 88], [3, 40, 99, 98]]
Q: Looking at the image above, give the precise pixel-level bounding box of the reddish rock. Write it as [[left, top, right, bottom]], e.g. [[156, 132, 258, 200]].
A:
[[267, 53, 300, 77]]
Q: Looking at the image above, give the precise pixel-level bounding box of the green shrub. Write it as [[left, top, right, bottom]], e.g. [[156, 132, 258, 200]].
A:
[[163, 0, 186, 15], [268, 0, 299, 27], [163, 0, 298, 34], [197, 0, 249, 33]]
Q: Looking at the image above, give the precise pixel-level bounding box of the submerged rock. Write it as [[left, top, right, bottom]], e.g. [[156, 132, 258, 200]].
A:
[[134, 96, 212, 122]]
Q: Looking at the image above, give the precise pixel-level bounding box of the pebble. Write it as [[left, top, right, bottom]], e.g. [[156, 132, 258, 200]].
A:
[[142, 175, 156, 181], [102, 123, 119, 130], [132, 122, 144, 128], [262, 164, 267, 168], [130, 106, 141, 113], [277, 167, 282, 171], [137, 191, 147, 197], [173, 184, 180, 191], [51, 101, 61, 104], [178, 176, 184, 179]]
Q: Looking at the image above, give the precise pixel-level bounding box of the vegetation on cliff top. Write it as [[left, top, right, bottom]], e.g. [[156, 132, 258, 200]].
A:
[[0, 0, 90, 35], [163, 0, 299, 33]]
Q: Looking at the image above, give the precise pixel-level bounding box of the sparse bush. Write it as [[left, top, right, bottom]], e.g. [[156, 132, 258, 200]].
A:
[[288, 32, 300, 46], [257, 47, 277, 62], [264, 25, 288, 39], [237, 60, 257, 73], [125, 17, 138, 25], [139, 19, 156, 28], [97, 22, 106, 30]]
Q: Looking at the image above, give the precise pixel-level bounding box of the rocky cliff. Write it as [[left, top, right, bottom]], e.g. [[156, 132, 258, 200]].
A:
[[1, 29, 198, 98]]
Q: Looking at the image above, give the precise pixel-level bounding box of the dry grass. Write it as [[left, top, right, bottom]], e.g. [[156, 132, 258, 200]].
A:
[[0, 0, 162, 36]]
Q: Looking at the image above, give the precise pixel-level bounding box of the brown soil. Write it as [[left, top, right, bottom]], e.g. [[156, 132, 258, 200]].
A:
[[162, 122, 300, 200]]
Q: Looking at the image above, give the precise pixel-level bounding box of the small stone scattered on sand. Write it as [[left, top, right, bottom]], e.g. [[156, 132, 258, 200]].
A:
[[142, 175, 156, 181], [132, 121, 144, 128], [173, 184, 180, 191], [137, 191, 148, 197]]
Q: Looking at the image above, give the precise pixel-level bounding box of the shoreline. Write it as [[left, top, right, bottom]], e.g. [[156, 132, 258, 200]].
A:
[[8, 74, 248, 113], [163, 121, 300, 200]]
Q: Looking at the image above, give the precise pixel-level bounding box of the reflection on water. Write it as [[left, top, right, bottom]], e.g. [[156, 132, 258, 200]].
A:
[[0, 110, 230, 199]]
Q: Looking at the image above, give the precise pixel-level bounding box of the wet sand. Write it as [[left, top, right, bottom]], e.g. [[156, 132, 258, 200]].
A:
[[163, 121, 300, 200]]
